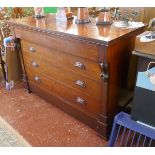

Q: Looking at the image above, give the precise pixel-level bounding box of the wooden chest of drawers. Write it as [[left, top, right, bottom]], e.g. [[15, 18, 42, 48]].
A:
[[6, 15, 146, 140]]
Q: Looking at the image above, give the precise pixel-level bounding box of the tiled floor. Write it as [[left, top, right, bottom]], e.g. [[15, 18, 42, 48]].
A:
[[0, 116, 31, 147], [0, 81, 107, 147]]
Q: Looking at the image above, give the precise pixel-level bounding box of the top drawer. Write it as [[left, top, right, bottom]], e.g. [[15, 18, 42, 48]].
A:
[[15, 28, 99, 62]]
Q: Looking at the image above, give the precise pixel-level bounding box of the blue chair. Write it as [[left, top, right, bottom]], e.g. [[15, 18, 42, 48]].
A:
[[108, 112, 155, 147]]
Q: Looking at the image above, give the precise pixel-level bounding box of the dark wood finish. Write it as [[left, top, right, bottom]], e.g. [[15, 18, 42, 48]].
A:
[[20, 40, 101, 81], [14, 28, 98, 61], [23, 55, 101, 101], [6, 15, 146, 140], [26, 67, 101, 114], [6, 15, 145, 45]]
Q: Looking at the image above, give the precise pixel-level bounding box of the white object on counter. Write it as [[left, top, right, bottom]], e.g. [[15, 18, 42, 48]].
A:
[[114, 21, 144, 29], [138, 31, 155, 42], [140, 35, 155, 42]]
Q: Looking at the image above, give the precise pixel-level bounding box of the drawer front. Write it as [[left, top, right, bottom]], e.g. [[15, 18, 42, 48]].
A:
[[26, 68, 102, 114], [21, 40, 101, 81], [16, 28, 98, 61], [24, 55, 102, 101]]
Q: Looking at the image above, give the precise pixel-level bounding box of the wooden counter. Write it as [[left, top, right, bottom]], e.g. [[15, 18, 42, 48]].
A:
[[134, 35, 155, 58], [133, 34, 155, 76], [6, 15, 146, 140]]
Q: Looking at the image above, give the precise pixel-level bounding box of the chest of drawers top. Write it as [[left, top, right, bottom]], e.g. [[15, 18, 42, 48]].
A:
[[6, 14, 146, 45]]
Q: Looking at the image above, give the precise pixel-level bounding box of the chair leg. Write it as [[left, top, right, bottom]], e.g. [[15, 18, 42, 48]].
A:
[[0, 49, 6, 81], [1, 60, 6, 81]]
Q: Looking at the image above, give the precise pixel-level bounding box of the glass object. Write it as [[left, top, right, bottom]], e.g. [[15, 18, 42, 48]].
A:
[[56, 7, 67, 21], [56, 7, 73, 21]]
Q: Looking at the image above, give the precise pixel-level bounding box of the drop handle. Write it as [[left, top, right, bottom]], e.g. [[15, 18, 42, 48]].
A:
[[34, 76, 41, 83], [99, 62, 108, 82], [31, 61, 39, 68], [29, 47, 36, 52], [74, 61, 85, 70], [75, 80, 86, 88], [76, 97, 86, 105]]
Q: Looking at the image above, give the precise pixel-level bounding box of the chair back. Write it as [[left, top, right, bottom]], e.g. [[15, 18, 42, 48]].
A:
[[108, 112, 155, 147]]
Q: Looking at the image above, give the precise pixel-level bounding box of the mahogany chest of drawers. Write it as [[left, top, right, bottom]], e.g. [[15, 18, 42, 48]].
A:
[[6, 15, 146, 140]]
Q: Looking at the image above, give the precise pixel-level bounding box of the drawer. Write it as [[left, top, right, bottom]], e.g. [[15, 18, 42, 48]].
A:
[[24, 56, 102, 101], [26, 68, 102, 114], [21, 40, 101, 81], [16, 28, 99, 61]]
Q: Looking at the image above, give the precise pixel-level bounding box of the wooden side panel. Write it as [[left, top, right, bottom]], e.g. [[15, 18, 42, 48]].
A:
[[107, 28, 144, 119]]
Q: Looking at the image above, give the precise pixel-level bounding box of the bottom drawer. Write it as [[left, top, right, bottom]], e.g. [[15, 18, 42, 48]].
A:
[[26, 69, 102, 115], [28, 82, 109, 140]]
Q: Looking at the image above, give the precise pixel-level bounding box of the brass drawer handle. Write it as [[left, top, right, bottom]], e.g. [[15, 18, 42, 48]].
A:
[[74, 61, 85, 70], [76, 97, 86, 105], [34, 76, 40, 83], [31, 61, 39, 68], [75, 80, 86, 88], [29, 47, 36, 52]]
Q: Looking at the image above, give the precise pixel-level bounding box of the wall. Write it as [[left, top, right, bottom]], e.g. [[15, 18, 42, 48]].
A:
[[71, 7, 155, 24], [143, 7, 155, 23], [112, 7, 155, 24]]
